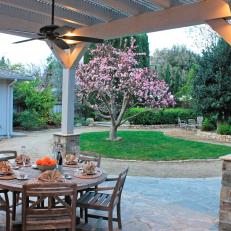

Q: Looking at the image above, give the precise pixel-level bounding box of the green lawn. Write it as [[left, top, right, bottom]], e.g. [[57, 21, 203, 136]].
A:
[[80, 131, 231, 161]]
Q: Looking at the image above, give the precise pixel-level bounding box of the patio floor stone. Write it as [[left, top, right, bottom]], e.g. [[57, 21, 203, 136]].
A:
[[0, 176, 220, 231]]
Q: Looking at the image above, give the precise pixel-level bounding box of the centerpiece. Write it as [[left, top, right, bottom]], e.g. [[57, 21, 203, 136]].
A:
[[36, 156, 57, 171]]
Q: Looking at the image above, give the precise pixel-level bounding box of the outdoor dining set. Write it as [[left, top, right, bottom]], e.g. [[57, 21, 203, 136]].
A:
[[0, 150, 128, 231], [178, 116, 203, 130]]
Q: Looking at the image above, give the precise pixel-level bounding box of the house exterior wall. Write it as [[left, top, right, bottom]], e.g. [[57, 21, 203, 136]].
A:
[[0, 79, 13, 136]]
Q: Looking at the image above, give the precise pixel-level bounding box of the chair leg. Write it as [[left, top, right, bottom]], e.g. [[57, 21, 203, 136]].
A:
[[80, 208, 83, 218], [79, 191, 83, 218], [6, 207, 10, 231], [84, 208, 88, 224], [108, 210, 113, 231], [12, 191, 17, 221], [4, 192, 10, 231], [117, 203, 122, 229]]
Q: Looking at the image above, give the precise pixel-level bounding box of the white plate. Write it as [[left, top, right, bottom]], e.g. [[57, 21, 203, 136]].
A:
[[17, 175, 28, 180]]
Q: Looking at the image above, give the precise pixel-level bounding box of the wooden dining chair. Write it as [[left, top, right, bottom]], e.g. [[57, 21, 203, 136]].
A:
[[79, 151, 101, 167], [22, 182, 77, 231], [0, 150, 18, 220], [77, 167, 129, 231], [78, 151, 101, 218], [0, 189, 10, 230], [0, 150, 17, 161]]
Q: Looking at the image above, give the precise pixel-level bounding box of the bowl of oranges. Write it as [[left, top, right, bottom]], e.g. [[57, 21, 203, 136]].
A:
[[36, 156, 57, 171]]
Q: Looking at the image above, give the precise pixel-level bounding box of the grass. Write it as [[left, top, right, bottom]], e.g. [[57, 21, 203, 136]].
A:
[[80, 131, 231, 161]]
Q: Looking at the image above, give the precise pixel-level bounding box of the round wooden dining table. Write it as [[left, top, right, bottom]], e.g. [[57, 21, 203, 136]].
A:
[[0, 165, 107, 192]]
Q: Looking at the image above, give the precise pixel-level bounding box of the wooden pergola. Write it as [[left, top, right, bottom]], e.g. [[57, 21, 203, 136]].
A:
[[0, 0, 230, 135]]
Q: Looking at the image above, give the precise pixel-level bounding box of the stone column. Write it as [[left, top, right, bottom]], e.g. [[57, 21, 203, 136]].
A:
[[53, 133, 80, 155], [219, 155, 231, 230]]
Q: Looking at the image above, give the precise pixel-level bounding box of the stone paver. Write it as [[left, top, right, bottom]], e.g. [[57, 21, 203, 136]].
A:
[[0, 177, 220, 231]]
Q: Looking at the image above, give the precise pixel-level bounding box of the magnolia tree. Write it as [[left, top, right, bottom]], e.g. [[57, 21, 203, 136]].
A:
[[76, 40, 175, 141]]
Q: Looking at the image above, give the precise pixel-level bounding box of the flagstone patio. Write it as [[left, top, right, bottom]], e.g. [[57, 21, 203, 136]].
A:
[[0, 176, 220, 231]]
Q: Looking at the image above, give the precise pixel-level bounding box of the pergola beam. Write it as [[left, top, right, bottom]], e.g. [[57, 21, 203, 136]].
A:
[[148, 0, 171, 9], [207, 18, 231, 46], [73, 0, 231, 40], [96, 0, 139, 16]]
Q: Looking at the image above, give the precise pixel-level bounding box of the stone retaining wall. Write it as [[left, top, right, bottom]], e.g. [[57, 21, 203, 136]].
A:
[[197, 130, 231, 143], [121, 124, 177, 129]]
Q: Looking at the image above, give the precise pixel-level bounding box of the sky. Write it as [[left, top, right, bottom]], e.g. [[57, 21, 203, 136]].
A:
[[0, 25, 206, 66]]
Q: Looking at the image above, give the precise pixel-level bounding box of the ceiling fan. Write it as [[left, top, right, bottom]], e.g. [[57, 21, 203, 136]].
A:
[[13, 0, 104, 49]]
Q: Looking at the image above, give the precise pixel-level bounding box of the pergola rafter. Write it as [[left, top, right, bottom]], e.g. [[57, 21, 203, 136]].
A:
[[148, 0, 171, 8], [54, 0, 113, 22], [95, 0, 141, 16]]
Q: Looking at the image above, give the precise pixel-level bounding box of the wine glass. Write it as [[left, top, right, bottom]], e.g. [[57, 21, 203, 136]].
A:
[[20, 145, 27, 170]]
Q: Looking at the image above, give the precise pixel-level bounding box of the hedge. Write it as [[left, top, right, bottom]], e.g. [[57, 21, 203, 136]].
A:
[[217, 123, 231, 135], [125, 107, 196, 125]]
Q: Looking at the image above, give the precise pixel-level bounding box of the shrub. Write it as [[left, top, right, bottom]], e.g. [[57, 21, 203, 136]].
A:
[[13, 112, 20, 127], [201, 117, 216, 131], [125, 107, 196, 125], [48, 113, 61, 126], [18, 110, 47, 130], [217, 123, 231, 135]]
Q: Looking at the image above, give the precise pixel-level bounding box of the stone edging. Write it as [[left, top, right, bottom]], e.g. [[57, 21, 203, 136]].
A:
[[197, 130, 231, 142], [102, 157, 221, 163]]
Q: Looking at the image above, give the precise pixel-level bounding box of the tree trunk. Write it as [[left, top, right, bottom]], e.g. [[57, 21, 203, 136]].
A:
[[109, 124, 118, 141]]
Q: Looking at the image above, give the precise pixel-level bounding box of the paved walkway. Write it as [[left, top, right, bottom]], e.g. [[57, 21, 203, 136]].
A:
[[0, 177, 220, 231], [0, 126, 226, 177]]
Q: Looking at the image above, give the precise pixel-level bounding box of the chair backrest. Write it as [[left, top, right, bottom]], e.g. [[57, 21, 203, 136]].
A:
[[0, 150, 17, 161], [22, 182, 77, 231], [79, 151, 101, 167], [188, 119, 196, 125], [110, 167, 129, 208], [197, 116, 203, 126]]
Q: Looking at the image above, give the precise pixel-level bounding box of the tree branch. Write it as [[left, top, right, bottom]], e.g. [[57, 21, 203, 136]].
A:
[[116, 94, 130, 126]]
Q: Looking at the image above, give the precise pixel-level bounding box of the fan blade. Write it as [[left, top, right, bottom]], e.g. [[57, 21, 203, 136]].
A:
[[54, 26, 74, 36], [13, 37, 45, 44], [61, 35, 104, 43], [52, 38, 70, 49]]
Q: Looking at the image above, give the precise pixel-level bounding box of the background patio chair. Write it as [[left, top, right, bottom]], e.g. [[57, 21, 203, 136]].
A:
[[186, 119, 197, 130], [79, 151, 101, 167], [0, 190, 10, 230], [22, 182, 77, 231], [77, 167, 129, 231], [196, 116, 203, 128], [177, 117, 187, 129]]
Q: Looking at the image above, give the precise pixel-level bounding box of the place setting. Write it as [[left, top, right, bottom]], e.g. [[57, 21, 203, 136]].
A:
[[74, 161, 103, 179], [0, 161, 16, 180]]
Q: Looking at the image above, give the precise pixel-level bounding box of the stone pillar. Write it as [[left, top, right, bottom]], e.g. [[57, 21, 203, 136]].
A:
[[53, 133, 80, 155], [219, 155, 231, 230]]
